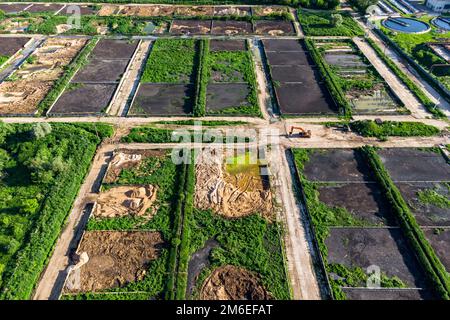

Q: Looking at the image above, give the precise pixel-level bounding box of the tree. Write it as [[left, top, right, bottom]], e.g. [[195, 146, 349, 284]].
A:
[[31, 123, 52, 139], [331, 14, 343, 28]]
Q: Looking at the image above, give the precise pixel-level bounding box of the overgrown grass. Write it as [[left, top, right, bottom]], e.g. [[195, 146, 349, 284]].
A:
[[0, 122, 112, 299], [417, 186, 450, 209], [141, 39, 196, 84], [0, 55, 9, 67], [298, 10, 364, 36], [349, 120, 440, 139]]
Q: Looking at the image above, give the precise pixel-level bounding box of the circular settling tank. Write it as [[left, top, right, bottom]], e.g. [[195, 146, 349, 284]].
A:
[[382, 17, 430, 34], [431, 16, 450, 31]]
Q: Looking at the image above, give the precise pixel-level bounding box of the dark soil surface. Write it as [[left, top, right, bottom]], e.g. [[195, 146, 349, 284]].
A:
[[270, 65, 319, 83], [66, 231, 165, 293], [210, 40, 246, 52], [211, 20, 252, 35], [303, 149, 373, 182], [200, 265, 272, 300], [397, 182, 450, 226], [0, 37, 31, 56], [58, 5, 98, 16], [266, 51, 310, 66], [262, 39, 303, 52], [0, 3, 29, 13], [187, 239, 219, 298], [170, 20, 212, 35], [423, 228, 450, 271], [377, 148, 450, 182], [90, 39, 139, 60], [342, 288, 435, 300], [129, 83, 193, 116], [326, 227, 429, 288], [318, 183, 396, 226], [49, 83, 117, 115], [206, 83, 249, 112], [254, 20, 295, 36], [73, 59, 129, 83], [25, 3, 64, 13], [275, 83, 336, 115]]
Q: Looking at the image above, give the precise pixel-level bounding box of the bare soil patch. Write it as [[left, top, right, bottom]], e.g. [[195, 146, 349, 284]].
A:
[[378, 148, 450, 182], [211, 21, 252, 35], [397, 182, 450, 226], [262, 39, 303, 52], [266, 51, 310, 66], [94, 185, 158, 219], [253, 6, 288, 17], [0, 37, 31, 56], [170, 20, 211, 35], [98, 5, 121, 16], [104, 149, 166, 184], [175, 6, 214, 17], [0, 3, 29, 13], [326, 227, 428, 288], [343, 288, 435, 300], [210, 40, 246, 52], [121, 5, 175, 17], [73, 59, 129, 83], [0, 38, 86, 115], [318, 183, 396, 226], [423, 228, 450, 271], [303, 149, 373, 182], [65, 231, 165, 293], [49, 83, 117, 116], [90, 39, 138, 60], [200, 265, 272, 300], [206, 83, 250, 113], [213, 6, 251, 17], [254, 20, 295, 36], [25, 3, 64, 13], [129, 83, 194, 116], [195, 149, 273, 219]]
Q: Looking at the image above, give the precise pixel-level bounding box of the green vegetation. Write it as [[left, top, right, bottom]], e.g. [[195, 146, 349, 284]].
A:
[[366, 38, 445, 118], [298, 10, 364, 36], [141, 39, 196, 83], [362, 146, 450, 300], [379, 17, 450, 92], [0, 55, 9, 67], [299, 0, 340, 10], [37, 37, 98, 115], [194, 39, 209, 117], [349, 120, 440, 139], [304, 39, 351, 117], [349, 0, 378, 13], [0, 122, 112, 300], [154, 120, 247, 126], [417, 187, 450, 209]]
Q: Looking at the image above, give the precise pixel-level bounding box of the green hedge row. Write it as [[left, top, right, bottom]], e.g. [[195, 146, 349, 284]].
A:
[[349, 120, 440, 139], [0, 125, 102, 300], [175, 161, 195, 299], [366, 38, 445, 118], [362, 146, 450, 300], [304, 39, 351, 117], [194, 39, 209, 117], [37, 37, 98, 115]]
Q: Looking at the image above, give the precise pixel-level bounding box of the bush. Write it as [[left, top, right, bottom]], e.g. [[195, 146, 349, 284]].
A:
[[349, 120, 440, 139], [298, 10, 364, 36]]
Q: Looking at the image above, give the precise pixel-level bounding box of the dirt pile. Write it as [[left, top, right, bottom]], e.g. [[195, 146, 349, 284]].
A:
[[121, 5, 175, 17], [175, 6, 213, 16], [103, 149, 165, 184], [65, 231, 164, 293], [98, 4, 120, 16], [0, 38, 86, 114], [194, 148, 273, 219], [94, 185, 157, 218], [200, 265, 272, 300]]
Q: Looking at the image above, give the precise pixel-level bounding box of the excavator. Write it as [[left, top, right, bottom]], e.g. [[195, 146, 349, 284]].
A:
[[288, 126, 311, 138]]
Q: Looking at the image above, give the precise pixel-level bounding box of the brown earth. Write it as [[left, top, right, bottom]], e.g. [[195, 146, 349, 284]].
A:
[[253, 6, 288, 16], [194, 148, 273, 219], [0, 38, 86, 115], [200, 265, 272, 300], [94, 185, 157, 219], [120, 5, 176, 17], [65, 231, 165, 293], [98, 5, 121, 16], [175, 6, 214, 16], [103, 149, 166, 184]]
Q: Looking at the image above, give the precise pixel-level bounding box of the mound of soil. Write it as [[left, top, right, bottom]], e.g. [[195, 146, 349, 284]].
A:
[[194, 148, 273, 219], [94, 185, 157, 218], [65, 231, 165, 293], [103, 149, 166, 184], [200, 265, 272, 300]]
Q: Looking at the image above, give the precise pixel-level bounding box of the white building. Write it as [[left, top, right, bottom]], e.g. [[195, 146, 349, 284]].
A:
[[426, 0, 450, 12]]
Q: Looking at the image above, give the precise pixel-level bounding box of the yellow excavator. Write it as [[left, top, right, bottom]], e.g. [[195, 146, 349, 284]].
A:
[[288, 126, 311, 138]]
